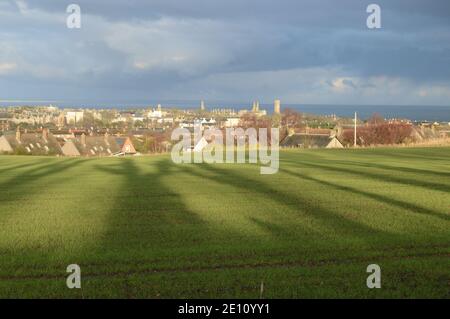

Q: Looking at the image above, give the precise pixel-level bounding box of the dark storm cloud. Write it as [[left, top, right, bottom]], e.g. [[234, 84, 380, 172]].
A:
[[0, 0, 449, 104]]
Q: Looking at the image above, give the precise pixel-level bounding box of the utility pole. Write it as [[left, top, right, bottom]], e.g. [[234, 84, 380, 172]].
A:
[[354, 112, 357, 147]]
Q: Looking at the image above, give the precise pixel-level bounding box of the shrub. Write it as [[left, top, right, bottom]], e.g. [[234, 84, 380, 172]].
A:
[[341, 123, 413, 146]]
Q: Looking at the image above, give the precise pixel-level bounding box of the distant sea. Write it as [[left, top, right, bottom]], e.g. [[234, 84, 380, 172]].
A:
[[1, 99, 449, 122]]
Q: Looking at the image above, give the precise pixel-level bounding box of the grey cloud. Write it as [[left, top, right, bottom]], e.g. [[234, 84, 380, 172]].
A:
[[0, 0, 449, 104]]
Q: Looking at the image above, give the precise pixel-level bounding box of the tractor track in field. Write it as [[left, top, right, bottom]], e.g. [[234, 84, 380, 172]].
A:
[[1, 250, 449, 282]]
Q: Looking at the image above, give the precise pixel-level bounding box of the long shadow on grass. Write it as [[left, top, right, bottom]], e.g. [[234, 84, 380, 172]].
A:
[[0, 157, 88, 285], [92, 158, 214, 267], [284, 150, 450, 178], [176, 163, 399, 243], [0, 159, 46, 175], [329, 160, 450, 179], [280, 167, 450, 222], [283, 158, 450, 194], [351, 148, 450, 161], [0, 158, 87, 222], [0, 157, 67, 186]]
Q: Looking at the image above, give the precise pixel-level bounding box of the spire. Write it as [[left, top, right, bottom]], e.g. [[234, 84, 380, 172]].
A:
[[274, 99, 281, 114]]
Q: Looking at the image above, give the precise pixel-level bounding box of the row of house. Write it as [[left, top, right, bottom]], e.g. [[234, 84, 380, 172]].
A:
[[281, 133, 344, 149], [279, 127, 344, 149], [280, 123, 447, 149], [0, 128, 136, 157]]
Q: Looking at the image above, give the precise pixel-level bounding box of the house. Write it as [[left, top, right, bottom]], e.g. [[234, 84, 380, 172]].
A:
[[409, 126, 441, 141], [179, 118, 217, 130], [281, 133, 344, 149], [60, 140, 81, 156], [115, 137, 137, 154], [224, 117, 240, 128], [0, 128, 63, 155], [184, 137, 209, 152], [65, 111, 84, 124], [60, 133, 137, 157], [0, 117, 10, 131], [193, 137, 209, 152], [0, 135, 14, 153]]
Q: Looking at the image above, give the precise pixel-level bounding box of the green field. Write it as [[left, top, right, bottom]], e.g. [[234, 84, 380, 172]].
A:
[[0, 148, 449, 298]]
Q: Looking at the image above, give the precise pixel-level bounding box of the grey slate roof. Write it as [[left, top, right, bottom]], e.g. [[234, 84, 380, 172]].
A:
[[69, 136, 122, 156], [280, 134, 333, 148], [1, 132, 62, 155]]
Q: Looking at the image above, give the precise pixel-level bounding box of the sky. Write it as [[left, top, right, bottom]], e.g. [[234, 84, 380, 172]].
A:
[[0, 0, 450, 105]]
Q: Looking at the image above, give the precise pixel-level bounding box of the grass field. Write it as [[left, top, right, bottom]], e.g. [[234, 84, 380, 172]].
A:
[[0, 147, 449, 298]]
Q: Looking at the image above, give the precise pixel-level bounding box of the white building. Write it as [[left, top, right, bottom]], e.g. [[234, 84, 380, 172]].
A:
[[224, 117, 240, 128], [148, 109, 163, 119], [66, 111, 84, 124]]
